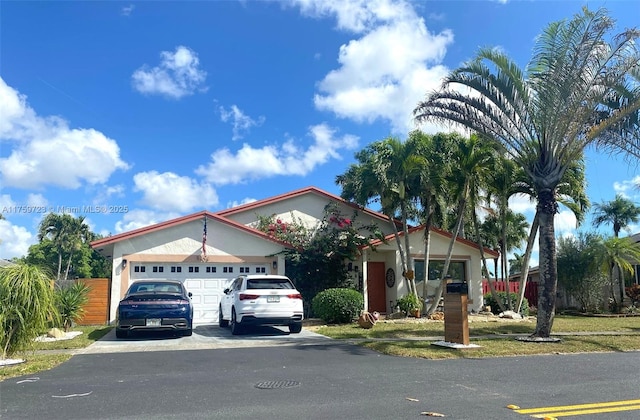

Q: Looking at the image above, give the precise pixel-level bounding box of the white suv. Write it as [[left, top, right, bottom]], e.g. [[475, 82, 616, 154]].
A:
[[219, 274, 304, 335]]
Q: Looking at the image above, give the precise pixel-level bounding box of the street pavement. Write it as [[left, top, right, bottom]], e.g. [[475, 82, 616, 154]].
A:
[[3, 326, 640, 419]]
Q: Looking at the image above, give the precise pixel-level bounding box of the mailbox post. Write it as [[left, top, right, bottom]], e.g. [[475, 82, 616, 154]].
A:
[[444, 280, 470, 345]]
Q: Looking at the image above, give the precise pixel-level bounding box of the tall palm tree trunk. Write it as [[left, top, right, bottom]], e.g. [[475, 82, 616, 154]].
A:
[[533, 190, 558, 338], [388, 216, 410, 293]]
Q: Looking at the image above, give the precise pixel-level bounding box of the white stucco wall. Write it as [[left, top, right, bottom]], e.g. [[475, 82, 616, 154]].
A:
[[366, 228, 491, 313]]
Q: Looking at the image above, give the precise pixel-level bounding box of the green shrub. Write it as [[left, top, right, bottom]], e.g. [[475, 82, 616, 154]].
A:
[[311, 288, 363, 324], [483, 292, 529, 316], [55, 282, 91, 332]]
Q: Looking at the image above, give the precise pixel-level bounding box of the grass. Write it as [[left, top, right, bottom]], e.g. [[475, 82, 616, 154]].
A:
[[315, 314, 640, 359], [0, 325, 112, 381], [3, 316, 640, 381]]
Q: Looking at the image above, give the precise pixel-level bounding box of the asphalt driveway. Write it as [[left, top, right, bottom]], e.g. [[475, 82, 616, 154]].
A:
[[78, 324, 333, 354]]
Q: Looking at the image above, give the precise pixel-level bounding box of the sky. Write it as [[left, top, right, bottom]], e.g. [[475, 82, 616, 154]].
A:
[[1, 0, 639, 267]]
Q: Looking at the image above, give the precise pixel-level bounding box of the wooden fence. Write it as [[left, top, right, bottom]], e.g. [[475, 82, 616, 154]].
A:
[[481, 280, 538, 308], [76, 278, 110, 325]]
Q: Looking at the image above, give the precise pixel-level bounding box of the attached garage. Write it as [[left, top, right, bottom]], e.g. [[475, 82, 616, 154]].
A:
[[92, 211, 288, 325], [129, 262, 268, 324]]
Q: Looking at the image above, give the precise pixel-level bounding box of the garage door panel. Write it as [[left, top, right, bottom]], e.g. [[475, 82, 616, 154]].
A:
[[131, 263, 267, 324]]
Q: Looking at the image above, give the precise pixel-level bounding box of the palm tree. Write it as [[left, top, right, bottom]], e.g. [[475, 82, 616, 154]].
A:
[[336, 137, 423, 296], [425, 134, 495, 315], [409, 131, 455, 305], [38, 213, 91, 283], [414, 8, 640, 337], [595, 236, 640, 311], [509, 252, 525, 275], [592, 194, 640, 238], [592, 194, 640, 304]]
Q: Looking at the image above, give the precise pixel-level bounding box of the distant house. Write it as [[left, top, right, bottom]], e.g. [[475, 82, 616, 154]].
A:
[[92, 186, 499, 325]]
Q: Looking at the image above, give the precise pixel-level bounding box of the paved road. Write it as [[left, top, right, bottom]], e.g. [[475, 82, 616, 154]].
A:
[[3, 327, 640, 419]]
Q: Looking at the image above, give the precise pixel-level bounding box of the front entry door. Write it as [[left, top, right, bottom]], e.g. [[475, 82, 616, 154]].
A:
[[367, 262, 387, 313]]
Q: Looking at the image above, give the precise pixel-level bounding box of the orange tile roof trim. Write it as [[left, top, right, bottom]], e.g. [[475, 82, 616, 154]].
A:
[[365, 224, 499, 258], [90, 210, 292, 249], [216, 185, 402, 227]]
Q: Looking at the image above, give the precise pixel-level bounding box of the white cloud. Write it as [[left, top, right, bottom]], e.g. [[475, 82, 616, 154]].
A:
[[554, 209, 578, 236], [0, 77, 129, 189], [0, 219, 34, 259], [114, 209, 180, 234], [121, 4, 135, 16], [614, 175, 640, 198], [132, 46, 207, 99], [133, 171, 219, 212], [227, 198, 257, 208], [292, 0, 453, 133], [196, 123, 358, 185], [219, 105, 265, 140], [508, 194, 536, 214]]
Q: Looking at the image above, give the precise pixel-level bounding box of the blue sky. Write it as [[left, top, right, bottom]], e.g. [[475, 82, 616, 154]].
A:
[[1, 0, 639, 264]]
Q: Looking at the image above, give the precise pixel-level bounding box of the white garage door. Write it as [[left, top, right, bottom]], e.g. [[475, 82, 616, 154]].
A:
[[129, 262, 269, 324]]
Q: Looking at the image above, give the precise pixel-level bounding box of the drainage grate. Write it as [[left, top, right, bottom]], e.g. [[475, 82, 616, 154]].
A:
[[254, 380, 301, 389]]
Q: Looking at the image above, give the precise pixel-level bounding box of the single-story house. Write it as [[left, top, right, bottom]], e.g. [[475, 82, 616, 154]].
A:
[[91, 186, 498, 325]]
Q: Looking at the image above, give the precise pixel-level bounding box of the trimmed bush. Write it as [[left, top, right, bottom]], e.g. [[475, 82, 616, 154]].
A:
[[483, 292, 529, 316], [312, 288, 364, 324]]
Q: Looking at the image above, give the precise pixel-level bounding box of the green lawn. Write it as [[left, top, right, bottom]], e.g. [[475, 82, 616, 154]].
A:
[[315, 314, 640, 359]]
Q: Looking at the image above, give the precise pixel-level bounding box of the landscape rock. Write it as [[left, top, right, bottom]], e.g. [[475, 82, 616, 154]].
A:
[[47, 328, 65, 338], [499, 311, 522, 319]]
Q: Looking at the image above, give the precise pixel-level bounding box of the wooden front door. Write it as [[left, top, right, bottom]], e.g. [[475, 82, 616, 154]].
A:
[[367, 262, 387, 313]]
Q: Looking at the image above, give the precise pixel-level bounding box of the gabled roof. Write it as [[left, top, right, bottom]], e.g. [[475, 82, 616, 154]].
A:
[[90, 210, 292, 258], [216, 185, 403, 227], [365, 224, 500, 258]]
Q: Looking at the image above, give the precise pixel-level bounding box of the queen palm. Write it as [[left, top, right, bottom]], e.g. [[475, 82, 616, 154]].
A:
[[414, 8, 640, 337]]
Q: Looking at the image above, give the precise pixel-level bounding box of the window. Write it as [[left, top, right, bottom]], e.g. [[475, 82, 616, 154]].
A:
[[134, 266, 146, 273], [152, 266, 164, 273], [171, 266, 182, 273], [240, 267, 250, 273], [206, 266, 217, 273], [223, 266, 234, 273], [256, 267, 266, 273], [247, 278, 295, 290], [414, 260, 466, 283]]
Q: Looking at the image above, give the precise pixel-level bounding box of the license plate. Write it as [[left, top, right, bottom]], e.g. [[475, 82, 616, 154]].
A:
[[146, 318, 161, 326], [267, 296, 280, 303]]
